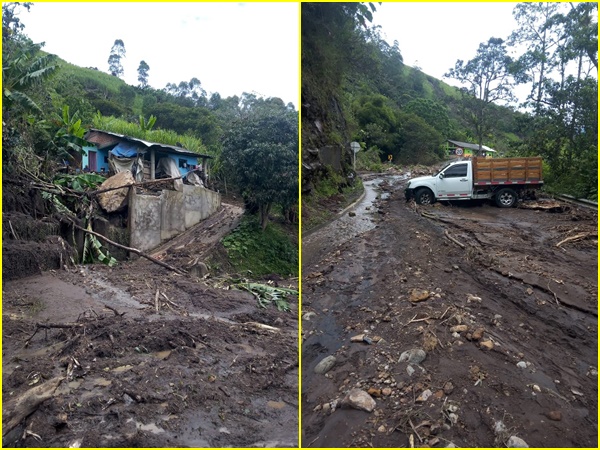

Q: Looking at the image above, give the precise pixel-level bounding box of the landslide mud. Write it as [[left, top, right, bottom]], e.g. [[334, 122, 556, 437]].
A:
[[301, 171, 597, 448], [2, 203, 299, 448]]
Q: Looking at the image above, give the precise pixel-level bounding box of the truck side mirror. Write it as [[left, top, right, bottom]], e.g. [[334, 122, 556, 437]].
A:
[[439, 173, 445, 179]]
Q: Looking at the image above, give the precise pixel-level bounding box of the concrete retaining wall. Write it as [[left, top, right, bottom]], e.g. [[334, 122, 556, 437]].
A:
[[129, 187, 221, 252]]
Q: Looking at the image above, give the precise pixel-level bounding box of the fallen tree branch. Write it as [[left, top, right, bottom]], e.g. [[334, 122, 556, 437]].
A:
[[87, 176, 183, 197], [2, 376, 64, 445], [24, 322, 86, 347], [444, 229, 465, 249], [556, 232, 596, 248], [68, 220, 186, 275]]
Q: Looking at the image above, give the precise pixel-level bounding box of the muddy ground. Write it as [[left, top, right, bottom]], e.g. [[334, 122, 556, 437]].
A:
[[302, 170, 597, 448], [2, 203, 298, 448]]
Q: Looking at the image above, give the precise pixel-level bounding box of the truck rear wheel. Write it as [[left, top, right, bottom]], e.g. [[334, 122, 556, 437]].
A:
[[415, 188, 434, 205], [495, 188, 518, 208]]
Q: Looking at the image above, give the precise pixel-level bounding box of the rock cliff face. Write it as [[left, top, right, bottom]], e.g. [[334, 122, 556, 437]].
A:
[[301, 95, 354, 194]]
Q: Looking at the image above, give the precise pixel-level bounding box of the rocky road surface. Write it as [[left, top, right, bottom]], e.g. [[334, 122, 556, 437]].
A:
[[301, 170, 597, 448]]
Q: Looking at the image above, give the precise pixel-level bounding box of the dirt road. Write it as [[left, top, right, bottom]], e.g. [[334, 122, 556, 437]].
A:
[[301, 170, 597, 448], [2, 203, 299, 448]]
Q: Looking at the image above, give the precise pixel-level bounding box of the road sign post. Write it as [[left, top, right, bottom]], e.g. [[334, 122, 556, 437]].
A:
[[350, 141, 360, 171]]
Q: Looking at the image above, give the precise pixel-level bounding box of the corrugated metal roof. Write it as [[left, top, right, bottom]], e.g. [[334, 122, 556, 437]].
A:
[[86, 129, 213, 159], [448, 139, 496, 153]]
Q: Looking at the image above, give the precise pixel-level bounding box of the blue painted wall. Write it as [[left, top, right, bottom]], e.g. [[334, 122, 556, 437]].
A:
[[82, 146, 109, 172]]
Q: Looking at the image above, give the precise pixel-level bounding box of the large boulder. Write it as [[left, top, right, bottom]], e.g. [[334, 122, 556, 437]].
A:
[[98, 171, 135, 213]]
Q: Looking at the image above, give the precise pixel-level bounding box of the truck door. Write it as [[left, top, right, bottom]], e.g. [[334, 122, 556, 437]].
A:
[[438, 163, 471, 198]]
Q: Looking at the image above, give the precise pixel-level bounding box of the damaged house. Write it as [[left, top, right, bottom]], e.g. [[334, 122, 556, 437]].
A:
[[82, 129, 221, 253]]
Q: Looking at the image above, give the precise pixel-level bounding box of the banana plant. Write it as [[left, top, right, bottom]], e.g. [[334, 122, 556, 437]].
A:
[[139, 114, 157, 131]]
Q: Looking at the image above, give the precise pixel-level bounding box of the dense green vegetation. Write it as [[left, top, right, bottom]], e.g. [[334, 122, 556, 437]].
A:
[[2, 3, 298, 276], [219, 215, 298, 278], [302, 2, 597, 200]]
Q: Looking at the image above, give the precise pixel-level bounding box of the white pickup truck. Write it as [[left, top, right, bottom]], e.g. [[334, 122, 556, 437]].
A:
[[405, 157, 543, 208]]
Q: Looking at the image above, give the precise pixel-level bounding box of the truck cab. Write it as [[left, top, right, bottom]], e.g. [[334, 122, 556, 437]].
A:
[[405, 160, 473, 205]]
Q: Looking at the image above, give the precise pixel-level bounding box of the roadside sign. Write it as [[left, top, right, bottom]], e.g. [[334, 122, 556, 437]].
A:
[[350, 142, 360, 153]]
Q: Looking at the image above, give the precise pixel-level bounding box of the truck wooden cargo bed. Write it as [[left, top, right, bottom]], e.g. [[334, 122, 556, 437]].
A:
[[472, 157, 543, 186]]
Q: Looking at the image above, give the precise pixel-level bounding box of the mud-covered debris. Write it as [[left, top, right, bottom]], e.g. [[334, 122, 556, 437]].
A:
[[399, 348, 427, 364], [314, 355, 336, 374], [349, 211, 356, 217], [340, 388, 376, 412]]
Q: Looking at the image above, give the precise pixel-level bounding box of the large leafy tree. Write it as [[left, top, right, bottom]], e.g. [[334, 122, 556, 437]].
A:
[[222, 102, 297, 229], [445, 37, 515, 151], [107, 39, 125, 77], [508, 2, 562, 113]]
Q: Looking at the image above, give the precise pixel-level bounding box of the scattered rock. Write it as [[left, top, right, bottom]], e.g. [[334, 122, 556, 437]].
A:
[[302, 312, 317, 321], [450, 325, 468, 333], [350, 334, 366, 342], [377, 425, 386, 433], [314, 355, 336, 374], [406, 365, 415, 376], [367, 387, 382, 398], [479, 339, 494, 350], [531, 384, 541, 393], [399, 348, 427, 364], [516, 361, 528, 369], [322, 402, 331, 414], [340, 389, 376, 412], [348, 211, 356, 217], [382, 387, 392, 396], [472, 328, 485, 340], [467, 294, 482, 303], [507, 436, 529, 447], [416, 389, 432, 402], [546, 410, 562, 421], [443, 381, 454, 395], [409, 289, 430, 302]]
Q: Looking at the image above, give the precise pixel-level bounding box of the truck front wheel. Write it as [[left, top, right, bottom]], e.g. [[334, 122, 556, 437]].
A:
[[495, 188, 518, 208], [415, 188, 434, 205]]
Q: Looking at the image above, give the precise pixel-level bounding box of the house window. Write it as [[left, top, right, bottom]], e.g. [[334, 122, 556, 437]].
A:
[[179, 159, 187, 168]]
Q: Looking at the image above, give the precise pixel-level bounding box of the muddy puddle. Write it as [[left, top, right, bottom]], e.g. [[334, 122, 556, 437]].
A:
[[302, 174, 407, 267]]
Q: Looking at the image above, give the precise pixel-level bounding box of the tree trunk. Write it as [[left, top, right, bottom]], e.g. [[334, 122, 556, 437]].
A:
[[259, 203, 272, 230]]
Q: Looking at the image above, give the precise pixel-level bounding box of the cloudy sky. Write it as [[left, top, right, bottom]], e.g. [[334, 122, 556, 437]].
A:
[[372, 2, 521, 83], [21, 2, 299, 106]]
